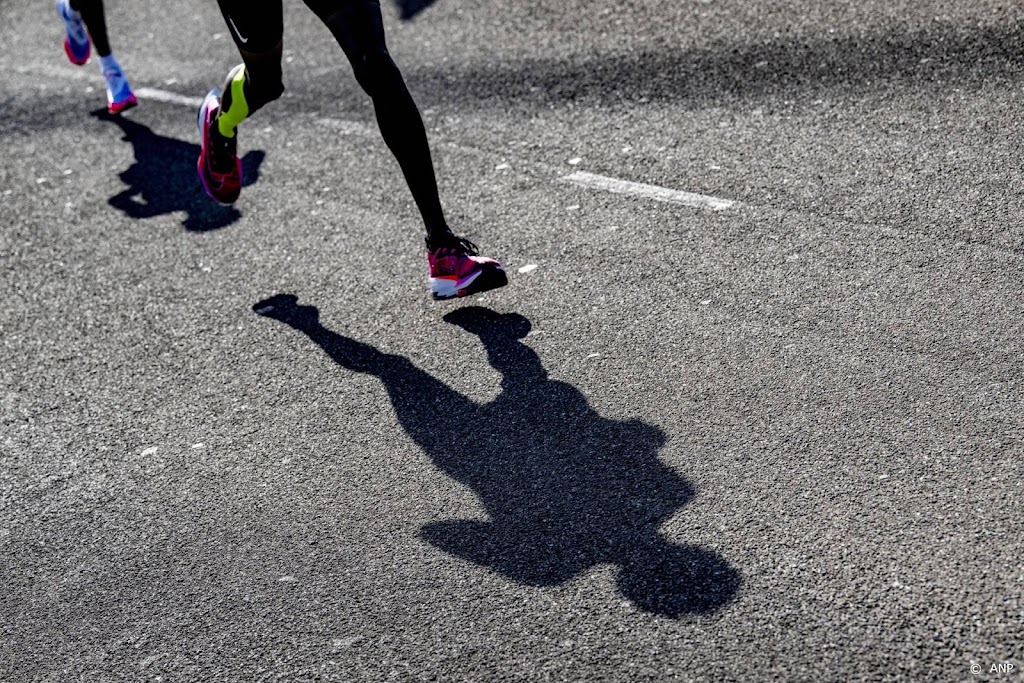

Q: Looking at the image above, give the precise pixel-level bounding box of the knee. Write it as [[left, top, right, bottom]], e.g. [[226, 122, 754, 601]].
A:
[[350, 48, 403, 97]]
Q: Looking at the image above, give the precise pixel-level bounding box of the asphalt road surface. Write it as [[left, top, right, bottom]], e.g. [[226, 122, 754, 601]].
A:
[[2, 0, 1022, 681]]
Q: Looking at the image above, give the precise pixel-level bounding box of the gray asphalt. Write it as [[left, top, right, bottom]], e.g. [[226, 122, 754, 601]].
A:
[[2, 0, 1022, 681]]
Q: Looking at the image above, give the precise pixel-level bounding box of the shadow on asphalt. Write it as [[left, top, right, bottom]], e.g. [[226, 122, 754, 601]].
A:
[[410, 22, 1024, 107], [253, 295, 741, 617], [395, 0, 437, 20], [92, 109, 265, 232]]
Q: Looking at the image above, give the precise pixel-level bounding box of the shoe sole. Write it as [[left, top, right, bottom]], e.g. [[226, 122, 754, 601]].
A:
[[431, 266, 508, 300], [108, 94, 138, 115]]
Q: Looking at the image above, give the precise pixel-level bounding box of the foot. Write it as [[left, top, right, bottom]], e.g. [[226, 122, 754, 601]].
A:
[[253, 294, 320, 331], [103, 65, 137, 114], [196, 89, 242, 205], [56, 0, 90, 66], [427, 236, 508, 300]]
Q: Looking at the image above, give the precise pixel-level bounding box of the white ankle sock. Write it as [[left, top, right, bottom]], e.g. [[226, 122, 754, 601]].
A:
[[99, 53, 119, 73]]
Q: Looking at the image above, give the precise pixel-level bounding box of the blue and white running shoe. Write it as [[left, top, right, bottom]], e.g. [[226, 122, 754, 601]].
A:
[[103, 64, 137, 114], [56, 0, 90, 65]]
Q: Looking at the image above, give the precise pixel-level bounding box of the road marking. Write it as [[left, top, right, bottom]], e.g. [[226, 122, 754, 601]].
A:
[[22, 63, 739, 216], [15, 67, 739, 216], [134, 87, 204, 108], [561, 171, 737, 211], [314, 116, 737, 213], [14, 67, 1022, 259]]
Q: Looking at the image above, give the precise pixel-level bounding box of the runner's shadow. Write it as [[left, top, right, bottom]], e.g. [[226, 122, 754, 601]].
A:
[[92, 109, 265, 232], [395, 0, 437, 20], [253, 295, 741, 617]]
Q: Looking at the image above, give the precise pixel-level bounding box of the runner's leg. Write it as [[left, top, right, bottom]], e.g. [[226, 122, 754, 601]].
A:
[[69, 0, 110, 56], [65, 0, 135, 113], [214, 0, 286, 137], [304, 0, 453, 245], [198, 0, 285, 202]]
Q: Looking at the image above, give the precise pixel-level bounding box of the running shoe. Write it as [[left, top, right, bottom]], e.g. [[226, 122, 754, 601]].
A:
[[196, 88, 242, 205], [103, 65, 137, 114], [56, 0, 90, 66], [428, 237, 508, 300]]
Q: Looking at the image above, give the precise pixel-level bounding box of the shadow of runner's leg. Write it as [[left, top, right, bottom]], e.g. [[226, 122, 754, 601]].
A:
[[91, 109, 265, 231], [394, 0, 438, 21], [252, 295, 478, 451]]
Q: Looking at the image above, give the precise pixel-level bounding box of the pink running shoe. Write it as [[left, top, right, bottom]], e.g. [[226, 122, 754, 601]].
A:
[[428, 237, 507, 300], [196, 88, 242, 205]]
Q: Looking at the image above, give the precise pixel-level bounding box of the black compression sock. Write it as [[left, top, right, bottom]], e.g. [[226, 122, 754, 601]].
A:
[[425, 231, 460, 251]]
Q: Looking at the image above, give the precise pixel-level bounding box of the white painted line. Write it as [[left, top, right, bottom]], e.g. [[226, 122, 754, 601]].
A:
[[22, 57, 743, 217], [561, 171, 737, 211], [134, 87, 203, 108], [518, 264, 538, 274]]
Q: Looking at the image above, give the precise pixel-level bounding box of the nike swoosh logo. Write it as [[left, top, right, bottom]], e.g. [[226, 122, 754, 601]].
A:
[[228, 16, 248, 43]]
